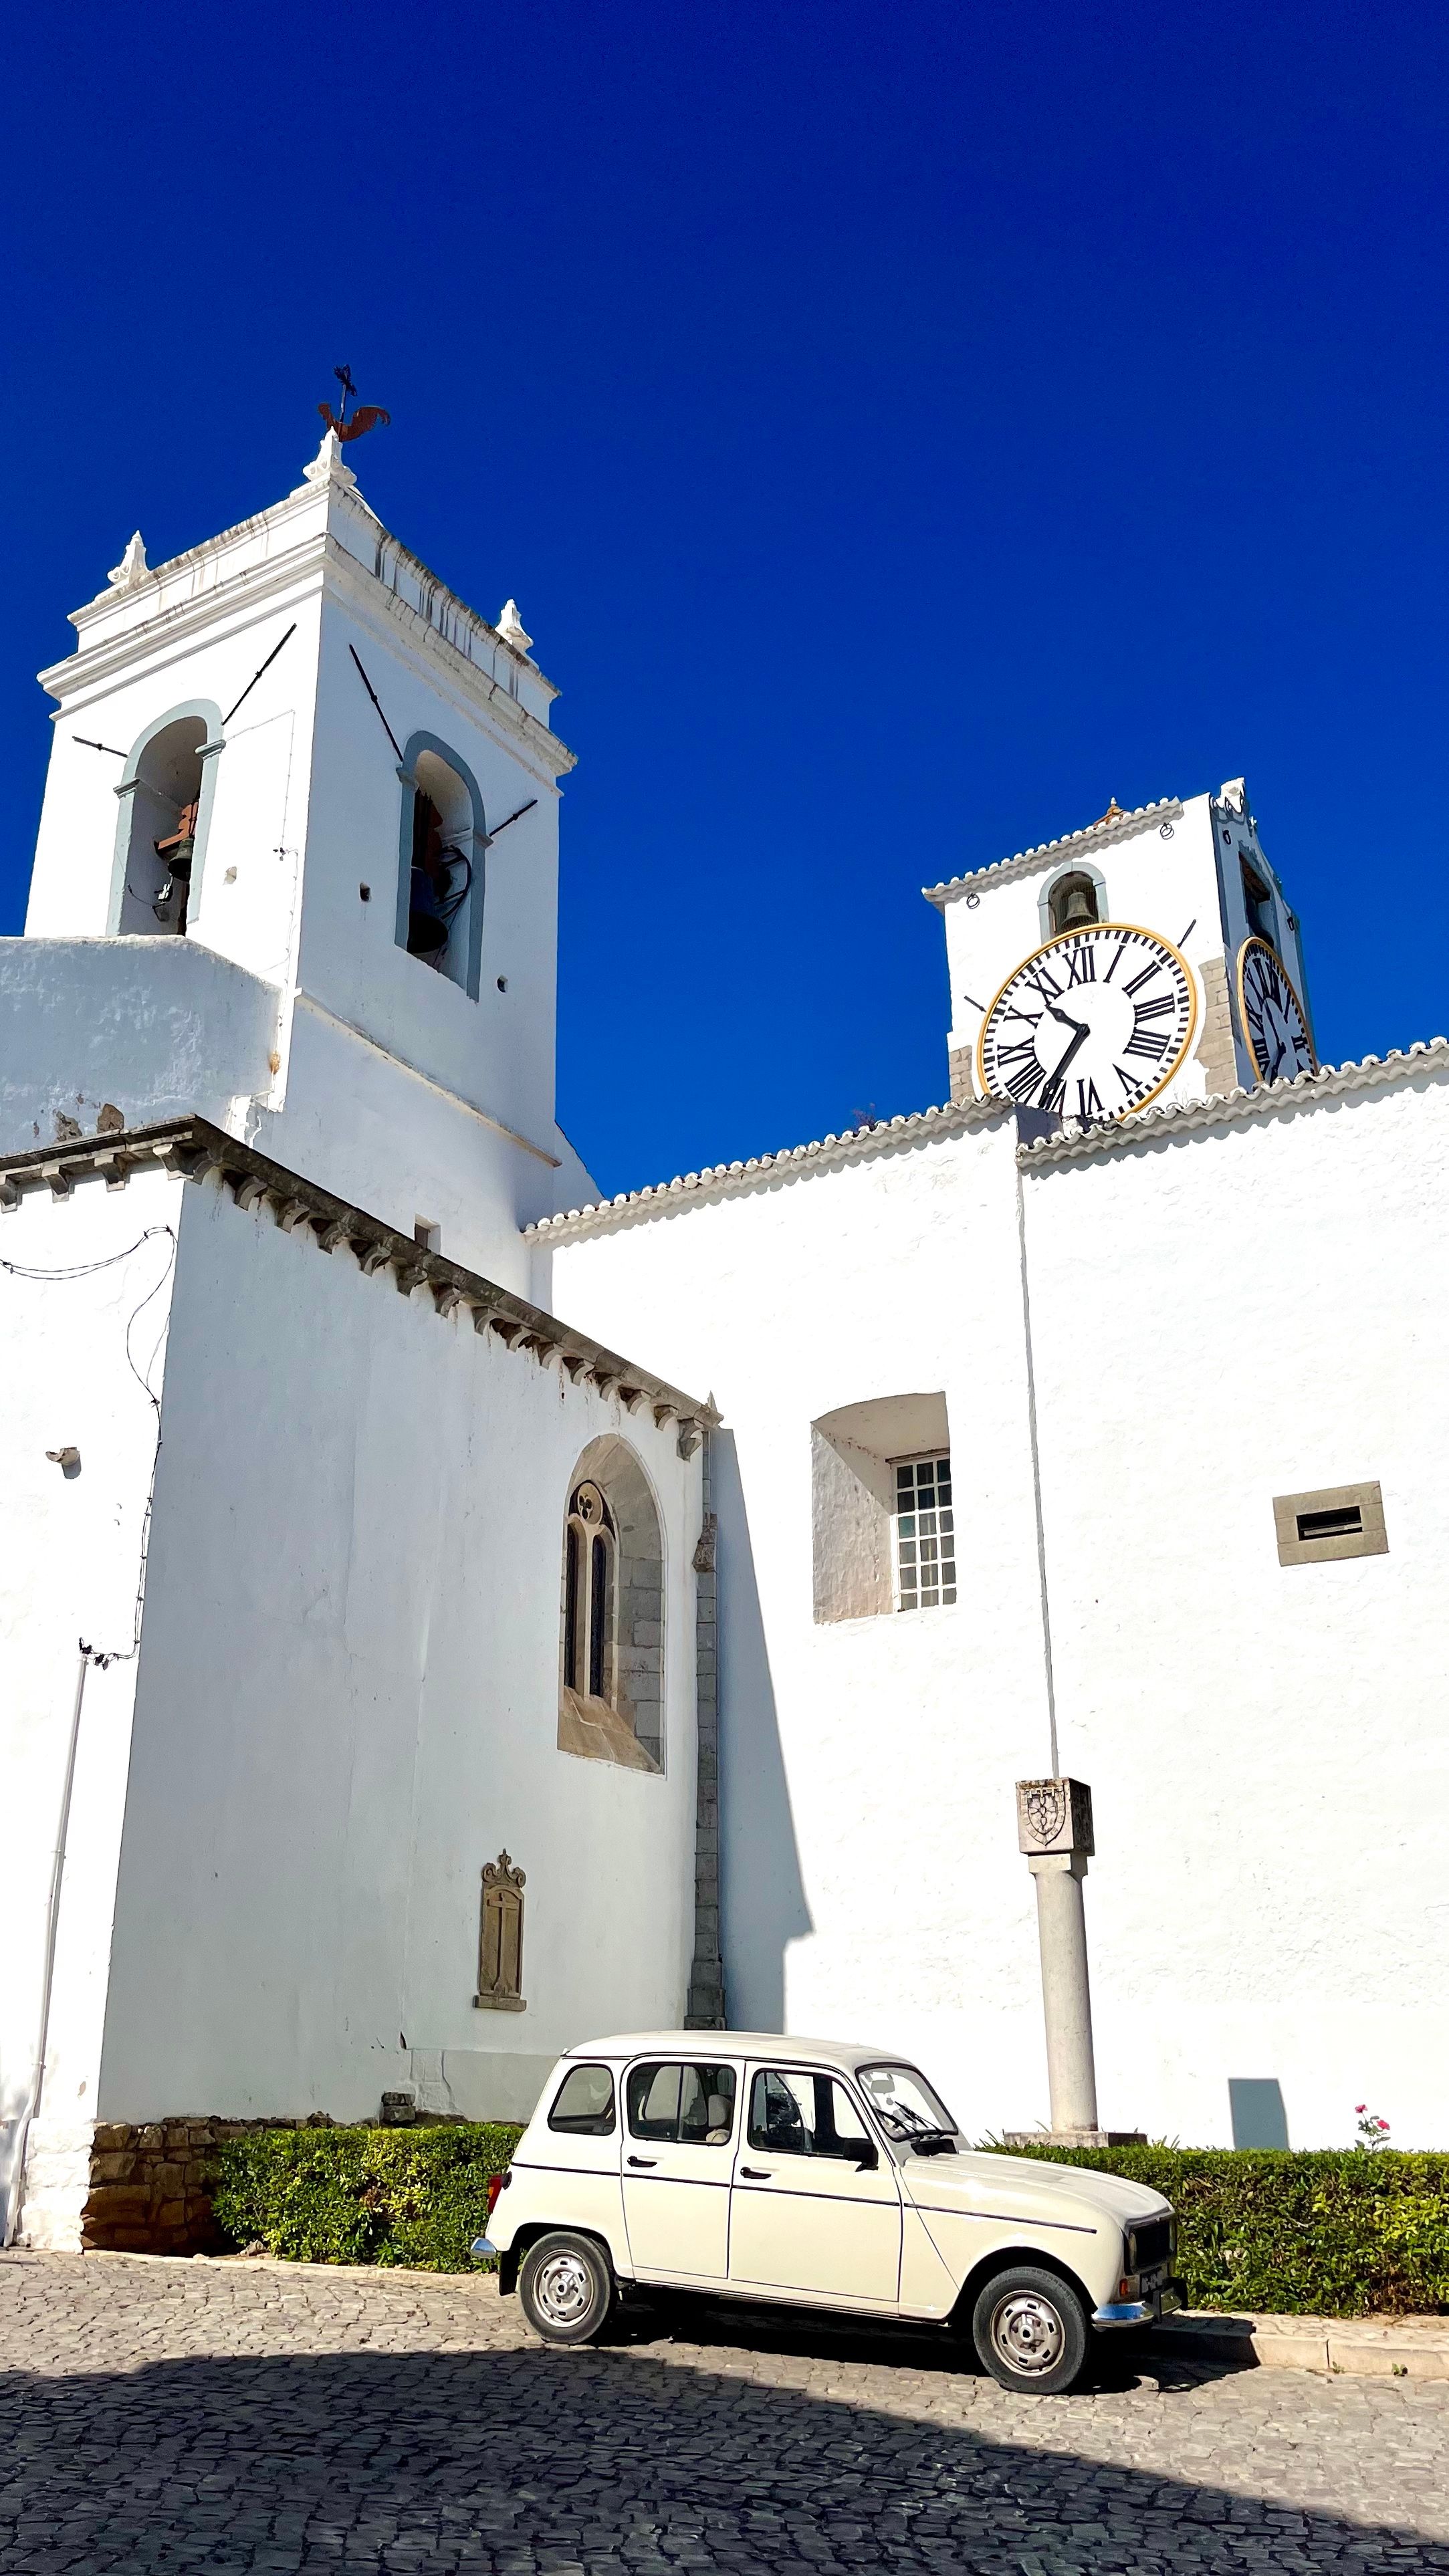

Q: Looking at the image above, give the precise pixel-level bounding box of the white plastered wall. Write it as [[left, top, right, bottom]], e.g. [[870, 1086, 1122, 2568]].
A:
[[544, 1113, 1062, 2143], [0, 1167, 183, 2244], [92, 1169, 701, 2129], [549, 1067, 1449, 2147], [19, 449, 592, 1283], [1020, 1067, 1449, 2148]]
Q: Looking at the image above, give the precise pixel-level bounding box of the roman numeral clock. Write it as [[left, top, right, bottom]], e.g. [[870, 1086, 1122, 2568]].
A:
[[976, 925, 1197, 1122], [1236, 937, 1316, 1084]]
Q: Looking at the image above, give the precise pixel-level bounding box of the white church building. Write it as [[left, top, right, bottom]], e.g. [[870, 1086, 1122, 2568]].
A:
[[3, 433, 1446, 2251]]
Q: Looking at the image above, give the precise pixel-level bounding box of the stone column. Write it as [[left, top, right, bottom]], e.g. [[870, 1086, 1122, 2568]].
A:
[[1016, 1778, 1099, 2139]]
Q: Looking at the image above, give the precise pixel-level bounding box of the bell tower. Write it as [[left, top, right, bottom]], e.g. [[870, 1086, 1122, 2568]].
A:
[[925, 780, 1315, 1118], [12, 431, 589, 1282]]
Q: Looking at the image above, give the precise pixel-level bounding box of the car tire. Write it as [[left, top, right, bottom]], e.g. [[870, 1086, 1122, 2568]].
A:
[[971, 2264, 1091, 2395], [518, 2231, 616, 2346]]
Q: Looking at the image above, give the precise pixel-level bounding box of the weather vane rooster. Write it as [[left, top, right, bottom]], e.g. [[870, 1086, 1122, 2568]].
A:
[[317, 364, 391, 445]]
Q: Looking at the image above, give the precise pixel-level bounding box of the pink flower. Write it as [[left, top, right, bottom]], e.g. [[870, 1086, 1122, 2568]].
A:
[[1355, 2103, 1366, 2113]]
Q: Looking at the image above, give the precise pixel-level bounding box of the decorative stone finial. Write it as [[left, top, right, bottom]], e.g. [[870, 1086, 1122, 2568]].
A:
[[1218, 776, 1248, 816], [301, 428, 358, 492], [497, 598, 533, 655], [108, 532, 150, 591]]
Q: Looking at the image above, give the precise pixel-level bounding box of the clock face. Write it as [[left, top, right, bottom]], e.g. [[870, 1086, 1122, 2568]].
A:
[[1236, 937, 1315, 1084], [976, 923, 1198, 1123]]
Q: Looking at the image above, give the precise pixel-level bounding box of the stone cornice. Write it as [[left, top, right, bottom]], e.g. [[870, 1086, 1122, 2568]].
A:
[[40, 523, 574, 786], [43, 468, 574, 779], [923, 798, 1185, 909], [526, 1096, 1008, 1244], [39, 544, 323, 709], [325, 545, 574, 784], [0, 1118, 715, 1451], [1016, 1038, 1449, 1168]]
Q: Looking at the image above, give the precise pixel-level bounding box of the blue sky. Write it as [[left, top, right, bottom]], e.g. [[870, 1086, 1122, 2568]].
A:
[[3, 1, 1445, 1195]]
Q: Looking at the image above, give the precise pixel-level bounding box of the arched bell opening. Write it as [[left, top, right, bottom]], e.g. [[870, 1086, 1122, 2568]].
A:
[[114, 711, 217, 936], [1047, 870, 1101, 936], [395, 732, 487, 996]]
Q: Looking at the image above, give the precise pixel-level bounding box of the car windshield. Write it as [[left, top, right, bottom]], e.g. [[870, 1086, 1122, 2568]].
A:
[[856, 2062, 958, 2145]]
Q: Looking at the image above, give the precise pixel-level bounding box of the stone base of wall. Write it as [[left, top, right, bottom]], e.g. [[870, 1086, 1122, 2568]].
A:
[[19, 2114, 324, 2257]]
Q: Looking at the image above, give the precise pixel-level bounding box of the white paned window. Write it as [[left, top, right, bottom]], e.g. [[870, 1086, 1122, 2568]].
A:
[[893, 1454, 956, 1610]]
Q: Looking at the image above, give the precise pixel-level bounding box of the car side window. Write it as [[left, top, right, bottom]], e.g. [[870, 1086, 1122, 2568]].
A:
[[748, 2068, 874, 2160], [627, 2061, 738, 2145], [548, 2063, 616, 2136]]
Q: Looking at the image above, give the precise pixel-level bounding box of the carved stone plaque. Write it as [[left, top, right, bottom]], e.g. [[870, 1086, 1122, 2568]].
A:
[[1016, 1776, 1094, 1857]]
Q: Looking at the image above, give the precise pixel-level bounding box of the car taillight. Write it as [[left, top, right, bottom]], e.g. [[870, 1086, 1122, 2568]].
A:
[[485, 2171, 506, 2218]]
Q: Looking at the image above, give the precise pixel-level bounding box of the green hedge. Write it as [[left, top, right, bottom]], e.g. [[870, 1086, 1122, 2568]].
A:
[[209, 2123, 523, 2271], [986, 2144, 1449, 2315], [211, 2126, 1449, 2313]]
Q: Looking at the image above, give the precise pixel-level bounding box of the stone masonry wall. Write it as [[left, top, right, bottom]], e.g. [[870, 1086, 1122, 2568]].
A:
[[1194, 953, 1238, 1096], [81, 2117, 308, 2254]]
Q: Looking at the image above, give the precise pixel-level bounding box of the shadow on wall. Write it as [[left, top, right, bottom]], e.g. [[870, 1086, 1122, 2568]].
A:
[[711, 1429, 811, 2028], [1229, 2077, 1290, 2149], [0, 2338, 1437, 2571]]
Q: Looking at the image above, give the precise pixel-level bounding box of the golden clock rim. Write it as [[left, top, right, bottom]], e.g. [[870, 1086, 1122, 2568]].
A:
[[973, 918, 1201, 1122], [1234, 934, 1317, 1084]]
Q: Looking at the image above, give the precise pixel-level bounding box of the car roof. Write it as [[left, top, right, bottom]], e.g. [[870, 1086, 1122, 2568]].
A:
[[560, 2032, 909, 2075]]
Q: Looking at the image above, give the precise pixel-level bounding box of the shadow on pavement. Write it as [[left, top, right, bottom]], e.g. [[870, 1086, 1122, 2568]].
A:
[[617, 2286, 1256, 2390], [0, 2338, 1444, 2574]]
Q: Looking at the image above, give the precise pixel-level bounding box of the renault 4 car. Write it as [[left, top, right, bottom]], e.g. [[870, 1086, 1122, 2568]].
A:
[[473, 2031, 1180, 2394]]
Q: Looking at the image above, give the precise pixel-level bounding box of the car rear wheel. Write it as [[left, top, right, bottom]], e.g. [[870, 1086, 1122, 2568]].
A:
[[518, 2231, 616, 2345], [972, 2264, 1090, 2395]]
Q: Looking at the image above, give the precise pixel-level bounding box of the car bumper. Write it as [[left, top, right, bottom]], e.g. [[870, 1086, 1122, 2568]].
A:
[[1093, 2276, 1184, 2329]]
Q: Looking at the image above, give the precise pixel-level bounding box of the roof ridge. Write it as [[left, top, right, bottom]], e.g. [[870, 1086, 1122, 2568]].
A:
[[923, 796, 1184, 907], [1016, 1037, 1449, 1163], [526, 1096, 1005, 1242], [532, 1036, 1449, 1241]]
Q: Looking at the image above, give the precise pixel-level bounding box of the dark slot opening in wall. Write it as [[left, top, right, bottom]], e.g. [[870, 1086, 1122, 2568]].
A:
[[1297, 1504, 1363, 1542]]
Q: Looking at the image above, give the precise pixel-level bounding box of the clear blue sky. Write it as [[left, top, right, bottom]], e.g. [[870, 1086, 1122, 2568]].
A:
[[3, 2, 1445, 1195]]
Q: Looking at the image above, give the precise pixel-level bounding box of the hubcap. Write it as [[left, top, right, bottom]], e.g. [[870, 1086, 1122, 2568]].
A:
[[534, 2250, 594, 2327], [990, 2290, 1066, 2377]]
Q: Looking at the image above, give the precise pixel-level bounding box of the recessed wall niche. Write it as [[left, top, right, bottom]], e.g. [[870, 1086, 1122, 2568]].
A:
[[811, 1391, 951, 1623]]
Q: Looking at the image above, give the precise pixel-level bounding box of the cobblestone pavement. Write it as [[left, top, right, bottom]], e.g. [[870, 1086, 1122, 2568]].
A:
[[3, 2252, 1448, 2573]]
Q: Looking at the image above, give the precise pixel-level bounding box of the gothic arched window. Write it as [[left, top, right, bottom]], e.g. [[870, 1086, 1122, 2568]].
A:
[[564, 1480, 617, 1703], [558, 1439, 665, 1774]]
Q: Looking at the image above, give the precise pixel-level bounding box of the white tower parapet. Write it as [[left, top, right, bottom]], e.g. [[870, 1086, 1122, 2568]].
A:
[[9, 433, 590, 1281]]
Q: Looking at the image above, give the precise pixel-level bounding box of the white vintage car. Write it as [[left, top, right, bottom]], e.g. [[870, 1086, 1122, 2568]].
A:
[[473, 2031, 1180, 2394]]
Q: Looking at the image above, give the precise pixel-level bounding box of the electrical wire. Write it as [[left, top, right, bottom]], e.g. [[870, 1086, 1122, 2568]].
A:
[[2, 1225, 177, 1665]]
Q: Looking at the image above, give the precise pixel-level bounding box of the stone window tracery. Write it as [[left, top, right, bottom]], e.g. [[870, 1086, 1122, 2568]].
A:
[[564, 1480, 617, 1703], [558, 1439, 664, 1773]]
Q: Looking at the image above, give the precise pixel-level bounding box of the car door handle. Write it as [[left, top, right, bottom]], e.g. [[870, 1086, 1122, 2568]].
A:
[[627, 2155, 657, 2168], [739, 2165, 772, 2180]]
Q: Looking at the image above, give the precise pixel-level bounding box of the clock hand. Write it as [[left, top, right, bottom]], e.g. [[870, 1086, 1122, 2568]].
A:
[[1046, 1003, 1090, 1036], [1041, 1020, 1089, 1106]]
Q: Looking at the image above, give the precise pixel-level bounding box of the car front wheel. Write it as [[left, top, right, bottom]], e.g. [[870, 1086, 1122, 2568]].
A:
[[518, 2231, 616, 2345], [972, 2264, 1090, 2395]]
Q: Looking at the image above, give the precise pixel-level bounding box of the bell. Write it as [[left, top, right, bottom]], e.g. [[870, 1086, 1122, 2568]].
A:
[[1059, 881, 1097, 929]]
